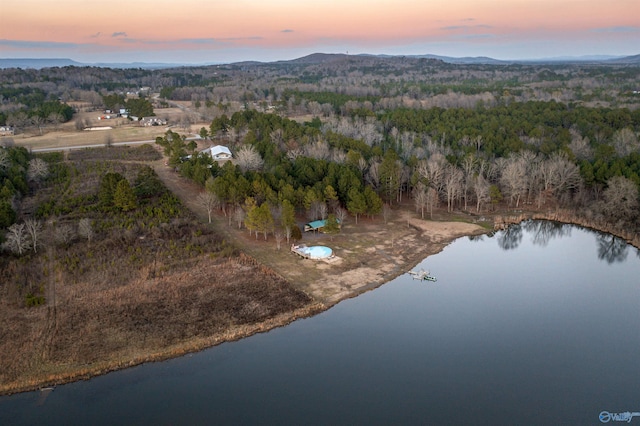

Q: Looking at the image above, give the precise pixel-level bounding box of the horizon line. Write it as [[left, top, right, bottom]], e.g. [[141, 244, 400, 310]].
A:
[[1, 51, 638, 66]]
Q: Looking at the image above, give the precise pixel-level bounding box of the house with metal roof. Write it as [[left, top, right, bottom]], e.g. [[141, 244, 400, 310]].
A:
[[204, 145, 233, 160]]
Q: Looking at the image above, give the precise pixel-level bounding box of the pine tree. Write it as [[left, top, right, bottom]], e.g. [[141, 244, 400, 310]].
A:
[[99, 172, 125, 208], [323, 214, 340, 240], [113, 179, 137, 211], [243, 197, 258, 237], [255, 203, 274, 240], [347, 187, 367, 224]]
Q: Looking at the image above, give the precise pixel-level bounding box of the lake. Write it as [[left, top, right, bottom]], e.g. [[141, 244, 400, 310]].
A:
[[1, 221, 639, 425]]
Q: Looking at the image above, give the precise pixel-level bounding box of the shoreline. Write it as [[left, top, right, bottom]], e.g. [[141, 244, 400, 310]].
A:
[[1, 303, 326, 396], [493, 210, 640, 250]]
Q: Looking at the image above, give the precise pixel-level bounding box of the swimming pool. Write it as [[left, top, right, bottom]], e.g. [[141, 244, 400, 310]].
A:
[[299, 245, 333, 259]]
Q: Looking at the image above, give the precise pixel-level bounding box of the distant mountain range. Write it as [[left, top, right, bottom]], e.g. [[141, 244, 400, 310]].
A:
[[288, 53, 640, 66], [1, 53, 639, 70]]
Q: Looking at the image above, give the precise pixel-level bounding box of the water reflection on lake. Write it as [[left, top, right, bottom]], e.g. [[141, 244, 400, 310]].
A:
[[1, 221, 639, 425]]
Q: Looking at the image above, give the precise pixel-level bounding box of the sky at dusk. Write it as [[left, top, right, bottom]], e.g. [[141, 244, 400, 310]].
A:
[[1, 0, 638, 64]]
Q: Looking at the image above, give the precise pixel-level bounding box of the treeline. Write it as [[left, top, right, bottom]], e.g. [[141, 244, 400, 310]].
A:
[[281, 89, 381, 115], [380, 102, 640, 158], [0, 146, 48, 227], [0, 86, 74, 129]]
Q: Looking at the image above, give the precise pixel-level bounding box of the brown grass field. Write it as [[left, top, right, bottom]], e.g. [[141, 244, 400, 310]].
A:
[[9, 103, 208, 151]]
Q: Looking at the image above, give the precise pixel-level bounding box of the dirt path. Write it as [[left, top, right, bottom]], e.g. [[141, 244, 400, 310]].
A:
[[151, 161, 210, 221]]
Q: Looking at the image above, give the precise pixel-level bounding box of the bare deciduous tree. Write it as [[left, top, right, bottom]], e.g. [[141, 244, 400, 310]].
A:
[[179, 114, 192, 132], [274, 230, 283, 250], [398, 131, 416, 161], [413, 182, 428, 219], [335, 207, 347, 227], [233, 205, 245, 229], [612, 128, 639, 157], [500, 155, 528, 208], [7, 112, 29, 134], [443, 164, 464, 212], [197, 191, 219, 223], [599, 176, 639, 224], [416, 153, 447, 197], [305, 101, 321, 116], [235, 145, 264, 172], [47, 112, 64, 130], [366, 160, 380, 189], [283, 223, 293, 244], [27, 158, 49, 182], [460, 155, 479, 211], [544, 152, 582, 203], [305, 139, 330, 160], [568, 129, 593, 161], [318, 203, 328, 220], [78, 218, 94, 243], [55, 224, 76, 246], [31, 116, 45, 135], [307, 200, 326, 221], [426, 187, 438, 219], [286, 148, 304, 161], [24, 218, 42, 253], [357, 157, 368, 175], [75, 118, 87, 131], [2, 223, 30, 255], [331, 149, 347, 164], [473, 175, 491, 213], [270, 128, 284, 149]]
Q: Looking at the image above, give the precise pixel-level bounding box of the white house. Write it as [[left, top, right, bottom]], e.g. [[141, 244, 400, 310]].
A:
[[0, 126, 14, 136], [140, 117, 167, 126], [205, 145, 233, 160]]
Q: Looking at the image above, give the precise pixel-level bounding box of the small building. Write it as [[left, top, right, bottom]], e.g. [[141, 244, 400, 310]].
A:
[[0, 126, 14, 136], [140, 117, 167, 126], [304, 218, 340, 232], [205, 145, 233, 161]]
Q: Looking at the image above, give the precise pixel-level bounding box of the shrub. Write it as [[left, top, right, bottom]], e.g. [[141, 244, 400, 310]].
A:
[[25, 292, 45, 307]]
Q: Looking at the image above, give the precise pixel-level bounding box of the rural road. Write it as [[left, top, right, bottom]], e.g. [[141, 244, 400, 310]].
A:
[[30, 136, 202, 152]]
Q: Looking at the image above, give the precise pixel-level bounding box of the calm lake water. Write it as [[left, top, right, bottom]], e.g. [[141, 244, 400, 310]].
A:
[[1, 221, 639, 425]]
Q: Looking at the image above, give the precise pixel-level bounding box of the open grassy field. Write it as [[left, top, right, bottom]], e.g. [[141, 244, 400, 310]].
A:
[[9, 103, 209, 151]]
